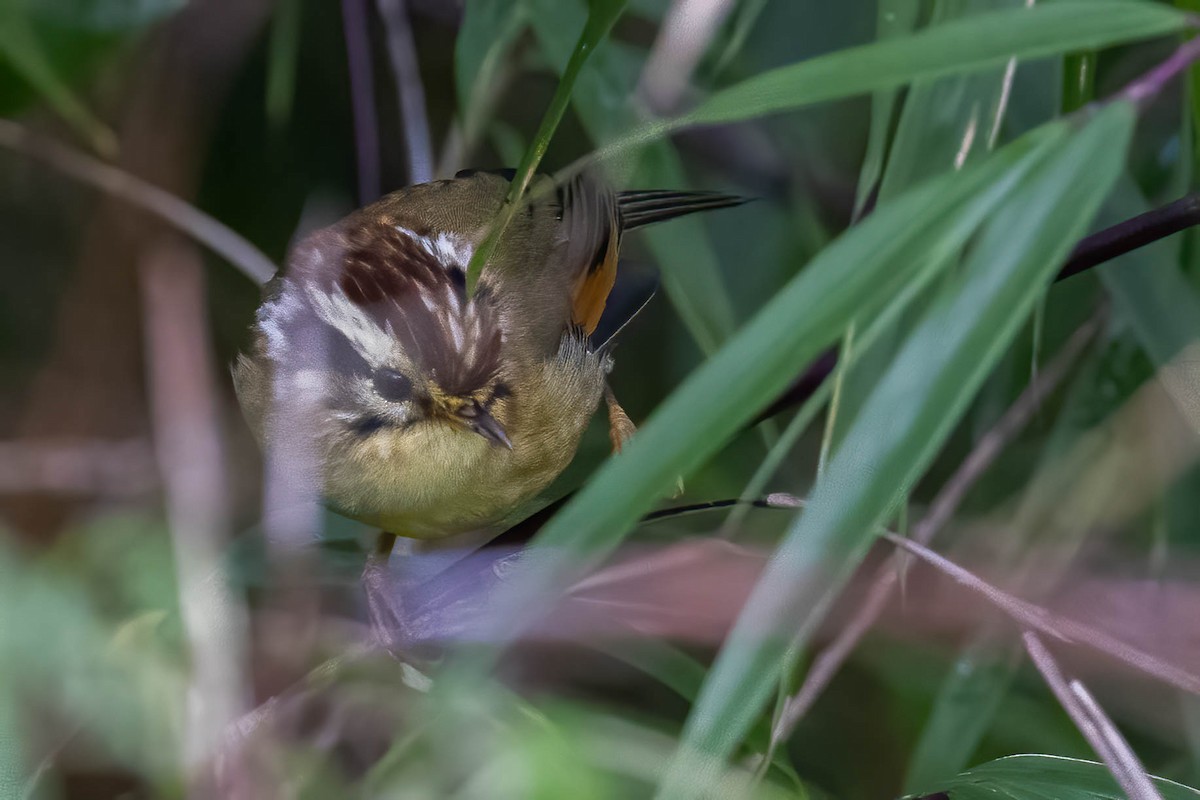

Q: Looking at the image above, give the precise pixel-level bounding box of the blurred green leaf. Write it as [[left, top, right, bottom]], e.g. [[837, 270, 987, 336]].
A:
[[0, 686, 25, 800], [599, 639, 807, 793], [711, 0, 771, 77], [852, 0, 921, 218], [657, 103, 1133, 798], [465, 0, 628, 294], [456, 0, 527, 125], [583, 0, 1183, 165], [835, 0, 1023, 462], [266, 0, 301, 130], [0, 531, 185, 786], [682, 3, 1183, 127], [904, 641, 1021, 791], [469, 111, 1069, 666], [26, 0, 183, 32], [919, 754, 1200, 799], [526, 0, 738, 352], [0, 0, 115, 153]]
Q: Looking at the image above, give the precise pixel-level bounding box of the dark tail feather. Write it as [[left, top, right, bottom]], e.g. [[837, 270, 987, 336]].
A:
[[617, 190, 749, 230]]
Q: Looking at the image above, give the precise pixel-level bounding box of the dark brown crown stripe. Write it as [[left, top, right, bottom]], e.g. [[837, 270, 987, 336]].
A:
[[334, 220, 503, 397]]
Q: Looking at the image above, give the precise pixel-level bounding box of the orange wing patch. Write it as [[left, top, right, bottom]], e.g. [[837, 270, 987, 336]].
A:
[[570, 217, 620, 335]]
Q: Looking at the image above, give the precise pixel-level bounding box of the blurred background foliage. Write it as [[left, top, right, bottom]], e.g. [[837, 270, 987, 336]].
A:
[[3, 0, 1200, 797]]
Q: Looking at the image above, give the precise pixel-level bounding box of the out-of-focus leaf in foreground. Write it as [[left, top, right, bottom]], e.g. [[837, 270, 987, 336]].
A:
[[916, 754, 1200, 799], [462, 110, 1068, 663], [464, 0, 628, 294], [657, 102, 1134, 799], [0, 0, 116, 152], [582, 1, 1184, 161]]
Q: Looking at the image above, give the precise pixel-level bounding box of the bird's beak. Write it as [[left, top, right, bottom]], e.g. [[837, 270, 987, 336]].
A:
[[460, 402, 512, 450]]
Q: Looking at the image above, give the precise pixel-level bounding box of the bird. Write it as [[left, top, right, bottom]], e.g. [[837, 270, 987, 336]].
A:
[[234, 168, 744, 542]]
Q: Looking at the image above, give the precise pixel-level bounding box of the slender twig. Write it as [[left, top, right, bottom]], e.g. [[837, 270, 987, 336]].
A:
[[0, 119, 277, 285], [884, 535, 1200, 695], [140, 242, 249, 772], [1023, 632, 1164, 800], [641, 493, 802, 523], [1120, 33, 1200, 109], [342, 0, 382, 203], [376, 0, 434, 185], [1057, 194, 1200, 281]]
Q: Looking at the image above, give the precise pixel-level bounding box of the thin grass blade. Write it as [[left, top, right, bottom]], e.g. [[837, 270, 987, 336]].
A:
[[464, 0, 629, 293]]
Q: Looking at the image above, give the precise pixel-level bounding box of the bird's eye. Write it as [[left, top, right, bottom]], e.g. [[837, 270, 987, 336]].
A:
[[373, 369, 413, 403]]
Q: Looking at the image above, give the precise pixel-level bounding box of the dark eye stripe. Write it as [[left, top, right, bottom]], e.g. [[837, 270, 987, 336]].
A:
[[349, 415, 388, 436]]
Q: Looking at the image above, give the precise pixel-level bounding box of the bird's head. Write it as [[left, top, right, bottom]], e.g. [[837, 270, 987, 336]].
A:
[[241, 214, 514, 455]]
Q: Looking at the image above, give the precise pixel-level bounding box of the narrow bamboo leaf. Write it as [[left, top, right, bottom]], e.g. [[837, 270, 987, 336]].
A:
[[597, 639, 805, 791], [852, 0, 921, 218], [682, 3, 1183, 126], [903, 641, 1021, 791], [464, 0, 629, 293], [266, 0, 302, 130], [455, 0, 527, 126], [824, 20, 1034, 741], [576, 1, 1183, 166], [510, 0, 629, 202], [464, 118, 1068, 664], [656, 103, 1133, 799], [835, 0, 1024, 458], [634, 144, 738, 352], [711, 0, 771, 75], [0, 686, 24, 800], [920, 754, 1200, 799], [0, 1, 115, 154], [877, 0, 1021, 200], [1063, 51, 1098, 114], [526, 0, 738, 350]]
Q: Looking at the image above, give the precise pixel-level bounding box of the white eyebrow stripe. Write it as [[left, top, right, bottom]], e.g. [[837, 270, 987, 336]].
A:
[[448, 315, 465, 351], [304, 283, 395, 368]]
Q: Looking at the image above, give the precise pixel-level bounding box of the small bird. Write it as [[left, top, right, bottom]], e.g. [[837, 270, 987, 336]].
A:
[[235, 169, 743, 540]]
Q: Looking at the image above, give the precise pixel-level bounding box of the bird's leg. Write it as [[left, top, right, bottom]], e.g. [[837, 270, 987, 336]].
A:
[[604, 384, 636, 453], [605, 384, 684, 497], [363, 530, 410, 651]]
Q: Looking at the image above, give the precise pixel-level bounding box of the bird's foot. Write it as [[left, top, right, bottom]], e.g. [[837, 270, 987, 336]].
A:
[[605, 384, 684, 497]]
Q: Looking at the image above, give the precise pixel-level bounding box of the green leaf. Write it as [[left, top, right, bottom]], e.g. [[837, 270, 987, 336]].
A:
[[526, 0, 738, 351], [656, 102, 1134, 799], [904, 641, 1021, 791], [0, 0, 116, 153], [852, 0, 921, 218], [834, 0, 1025, 461], [464, 0, 628, 294], [580, 1, 1184, 163], [918, 754, 1200, 799], [455, 0, 527, 136], [265, 0, 301, 130], [464, 113, 1069, 664], [683, 3, 1183, 126], [26, 0, 183, 32]]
